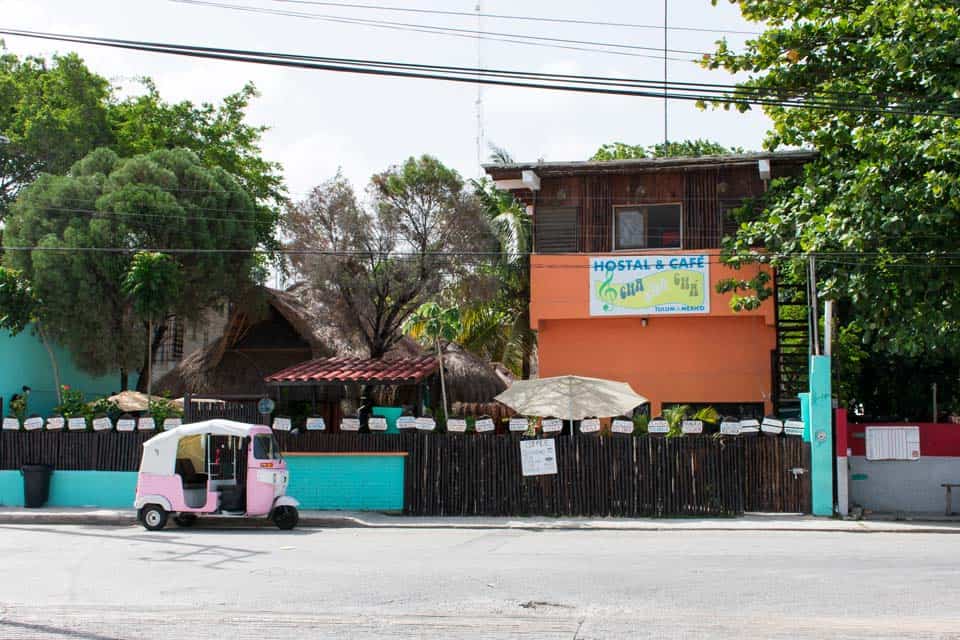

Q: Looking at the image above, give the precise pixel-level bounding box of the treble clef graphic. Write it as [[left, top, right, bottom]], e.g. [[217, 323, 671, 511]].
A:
[[599, 271, 617, 311]]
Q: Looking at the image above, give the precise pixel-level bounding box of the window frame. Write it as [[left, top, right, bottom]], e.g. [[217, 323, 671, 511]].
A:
[[533, 205, 579, 254], [612, 202, 683, 251]]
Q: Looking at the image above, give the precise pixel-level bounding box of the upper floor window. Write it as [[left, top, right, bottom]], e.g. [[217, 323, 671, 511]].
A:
[[614, 204, 682, 250], [534, 206, 578, 253]]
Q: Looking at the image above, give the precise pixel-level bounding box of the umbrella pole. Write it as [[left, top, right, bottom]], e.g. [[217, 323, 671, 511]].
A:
[[569, 381, 574, 441]]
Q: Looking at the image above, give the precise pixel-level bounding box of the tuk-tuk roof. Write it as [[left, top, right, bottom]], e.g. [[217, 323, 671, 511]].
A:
[[140, 419, 270, 476]]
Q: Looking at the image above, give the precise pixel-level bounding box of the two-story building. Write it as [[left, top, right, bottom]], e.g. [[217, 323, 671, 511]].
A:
[[485, 151, 814, 418]]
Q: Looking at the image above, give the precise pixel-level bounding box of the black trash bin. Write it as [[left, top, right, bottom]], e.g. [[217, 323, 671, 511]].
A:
[[21, 464, 52, 508]]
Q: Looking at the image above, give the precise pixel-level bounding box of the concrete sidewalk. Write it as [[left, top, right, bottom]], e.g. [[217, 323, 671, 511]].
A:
[[2, 507, 960, 533]]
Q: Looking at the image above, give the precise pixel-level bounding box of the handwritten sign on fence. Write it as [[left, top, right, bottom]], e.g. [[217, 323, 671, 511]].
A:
[[137, 417, 156, 431], [648, 419, 669, 434], [474, 417, 495, 433], [272, 417, 292, 431], [163, 418, 181, 430], [340, 417, 360, 431], [396, 416, 417, 430], [509, 417, 529, 432], [612, 419, 634, 434], [305, 417, 326, 431], [446, 418, 467, 433], [46, 417, 65, 430], [116, 418, 135, 432], [520, 439, 558, 476], [23, 417, 43, 431], [682, 420, 703, 435], [2, 417, 19, 431], [579, 418, 600, 434], [415, 417, 436, 431], [92, 417, 112, 431], [368, 417, 388, 431], [69, 417, 87, 431], [541, 418, 563, 433]]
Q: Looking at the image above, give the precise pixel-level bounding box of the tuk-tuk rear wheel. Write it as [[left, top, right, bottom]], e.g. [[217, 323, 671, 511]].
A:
[[272, 505, 298, 530], [140, 505, 168, 531]]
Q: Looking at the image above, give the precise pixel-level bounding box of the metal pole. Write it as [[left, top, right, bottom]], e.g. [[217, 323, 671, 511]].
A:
[[823, 299, 834, 357], [663, 0, 668, 146], [933, 382, 938, 422], [809, 256, 820, 356]]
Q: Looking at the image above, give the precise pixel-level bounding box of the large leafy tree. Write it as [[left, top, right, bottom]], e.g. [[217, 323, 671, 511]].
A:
[[707, 1, 960, 413], [284, 156, 489, 359], [0, 50, 112, 219], [5, 147, 261, 389]]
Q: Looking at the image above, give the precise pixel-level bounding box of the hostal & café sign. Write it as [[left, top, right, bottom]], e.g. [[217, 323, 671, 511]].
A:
[[589, 255, 710, 316]]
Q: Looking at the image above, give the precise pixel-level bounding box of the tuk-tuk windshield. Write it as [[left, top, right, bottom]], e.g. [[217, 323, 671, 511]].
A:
[[253, 434, 281, 460]]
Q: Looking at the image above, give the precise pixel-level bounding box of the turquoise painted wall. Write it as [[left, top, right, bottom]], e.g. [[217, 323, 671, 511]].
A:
[[0, 329, 136, 417], [0, 471, 137, 507], [286, 455, 405, 511], [0, 455, 405, 511], [808, 355, 834, 516]]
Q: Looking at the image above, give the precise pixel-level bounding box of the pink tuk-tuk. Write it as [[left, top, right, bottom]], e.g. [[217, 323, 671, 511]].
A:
[[134, 419, 299, 530]]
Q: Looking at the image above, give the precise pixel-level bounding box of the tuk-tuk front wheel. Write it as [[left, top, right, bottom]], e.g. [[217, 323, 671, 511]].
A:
[[140, 505, 168, 531], [272, 506, 298, 530]]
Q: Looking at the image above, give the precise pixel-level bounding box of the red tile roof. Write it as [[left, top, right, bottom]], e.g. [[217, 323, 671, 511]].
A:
[[265, 356, 438, 385]]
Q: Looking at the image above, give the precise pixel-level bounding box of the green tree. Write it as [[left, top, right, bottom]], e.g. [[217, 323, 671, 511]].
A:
[[707, 1, 960, 363], [590, 139, 745, 161], [4, 147, 261, 389], [123, 252, 182, 397], [404, 302, 462, 419], [0, 266, 62, 403], [284, 157, 489, 359], [0, 49, 112, 219]]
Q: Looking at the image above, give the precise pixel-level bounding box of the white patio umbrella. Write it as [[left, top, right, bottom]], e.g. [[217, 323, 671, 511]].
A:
[[494, 375, 648, 421], [89, 391, 185, 413]]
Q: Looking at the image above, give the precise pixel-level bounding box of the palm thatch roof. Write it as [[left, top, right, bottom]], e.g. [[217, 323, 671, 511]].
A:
[[155, 284, 510, 403]]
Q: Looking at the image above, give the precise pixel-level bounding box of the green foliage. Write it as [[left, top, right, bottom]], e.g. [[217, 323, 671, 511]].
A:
[[404, 302, 462, 345], [590, 139, 746, 161], [632, 412, 650, 435], [662, 405, 720, 437], [0, 267, 36, 335], [8, 392, 27, 420], [148, 396, 182, 424], [55, 385, 90, 421], [0, 50, 112, 219], [709, 1, 960, 359], [4, 147, 260, 381], [123, 252, 182, 323], [90, 397, 121, 422]]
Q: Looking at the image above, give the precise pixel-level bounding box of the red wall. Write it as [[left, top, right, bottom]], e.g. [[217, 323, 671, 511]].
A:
[[847, 422, 960, 457]]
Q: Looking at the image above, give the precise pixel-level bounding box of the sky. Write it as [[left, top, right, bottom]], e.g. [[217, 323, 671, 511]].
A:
[[2, 0, 771, 200]]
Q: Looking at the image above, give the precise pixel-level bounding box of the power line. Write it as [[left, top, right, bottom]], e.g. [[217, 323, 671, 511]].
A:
[[265, 0, 764, 35], [2, 29, 956, 117], [169, 0, 707, 61]]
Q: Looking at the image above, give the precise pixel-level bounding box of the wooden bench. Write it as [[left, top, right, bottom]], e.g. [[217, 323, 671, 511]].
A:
[[942, 484, 960, 516]]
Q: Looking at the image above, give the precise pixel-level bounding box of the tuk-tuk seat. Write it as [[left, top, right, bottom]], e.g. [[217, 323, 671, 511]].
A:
[[175, 458, 208, 489]]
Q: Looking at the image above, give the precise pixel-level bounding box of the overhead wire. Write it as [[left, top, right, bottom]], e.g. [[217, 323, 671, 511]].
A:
[[1, 29, 957, 117]]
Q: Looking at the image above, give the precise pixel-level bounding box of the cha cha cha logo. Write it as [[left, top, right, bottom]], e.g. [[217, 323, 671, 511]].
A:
[[589, 255, 710, 316]]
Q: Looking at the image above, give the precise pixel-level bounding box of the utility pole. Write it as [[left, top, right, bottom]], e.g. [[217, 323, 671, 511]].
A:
[[663, 0, 668, 146], [475, 0, 485, 173]]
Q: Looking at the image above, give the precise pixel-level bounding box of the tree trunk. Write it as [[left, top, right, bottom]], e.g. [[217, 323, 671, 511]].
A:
[[437, 338, 449, 420], [147, 318, 153, 398], [37, 324, 63, 405]]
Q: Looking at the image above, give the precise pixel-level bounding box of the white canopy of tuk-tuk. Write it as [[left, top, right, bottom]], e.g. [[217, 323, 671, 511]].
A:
[[139, 419, 263, 476]]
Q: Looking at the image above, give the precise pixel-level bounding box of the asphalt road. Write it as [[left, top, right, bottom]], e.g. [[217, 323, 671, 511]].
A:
[[1, 523, 958, 639]]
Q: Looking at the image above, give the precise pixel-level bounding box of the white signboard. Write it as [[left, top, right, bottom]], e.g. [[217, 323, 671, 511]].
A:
[[116, 418, 136, 432], [137, 417, 156, 431], [612, 419, 634, 434], [761, 417, 783, 435], [509, 417, 529, 432], [368, 417, 388, 431], [415, 417, 436, 431], [784, 419, 804, 436], [446, 418, 467, 433], [396, 416, 417, 430], [589, 255, 710, 316], [682, 420, 703, 435], [68, 417, 88, 431], [272, 417, 292, 431], [720, 420, 742, 435], [474, 417, 495, 433], [340, 417, 360, 431], [520, 439, 558, 477], [23, 416, 44, 431], [740, 419, 760, 434], [46, 417, 65, 431], [2, 417, 19, 431], [542, 418, 563, 433], [163, 418, 182, 430], [648, 419, 669, 434], [92, 417, 112, 431], [579, 418, 600, 434], [866, 426, 920, 461], [305, 417, 326, 431]]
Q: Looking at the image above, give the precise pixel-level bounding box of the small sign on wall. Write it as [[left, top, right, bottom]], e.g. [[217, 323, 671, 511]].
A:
[[92, 417, 112, 431], [415, 417, 436, 431], [446, 418, 467, 433], [520, 439, 558, 477], [720, 420, 742, 435], [272, 417, 292, 431], [509, 417, 529, 432], [784, 419, 804, 436], [340, 417, 361, 431], [2, 417, 19, 431], [682, 420, 703, 435], [648, 419, 669, 434], [23, 417, 44, 431], [116, 418, 136, 432], [612, 419, 634, 434], [579, 418, 600, 434], [368, 417, 388, 431], [163, 418, 182, 430], [474, 417, 495, 433], [305, 417, 326, 431], [542, 418, 563, 433], [866, 426, 920, 461], [137, 417, 156, 431], [68, 417, 88, 431], [396, 416, 417, 430], [46, 417, 65, 430]]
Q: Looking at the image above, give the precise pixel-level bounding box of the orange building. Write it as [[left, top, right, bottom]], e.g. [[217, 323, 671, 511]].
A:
[[485, 151, 814, 418]]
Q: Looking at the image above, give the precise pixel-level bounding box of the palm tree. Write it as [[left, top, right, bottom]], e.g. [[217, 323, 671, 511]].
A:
[[461, 175, 535, 378], [404, 302, 461, 420]]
